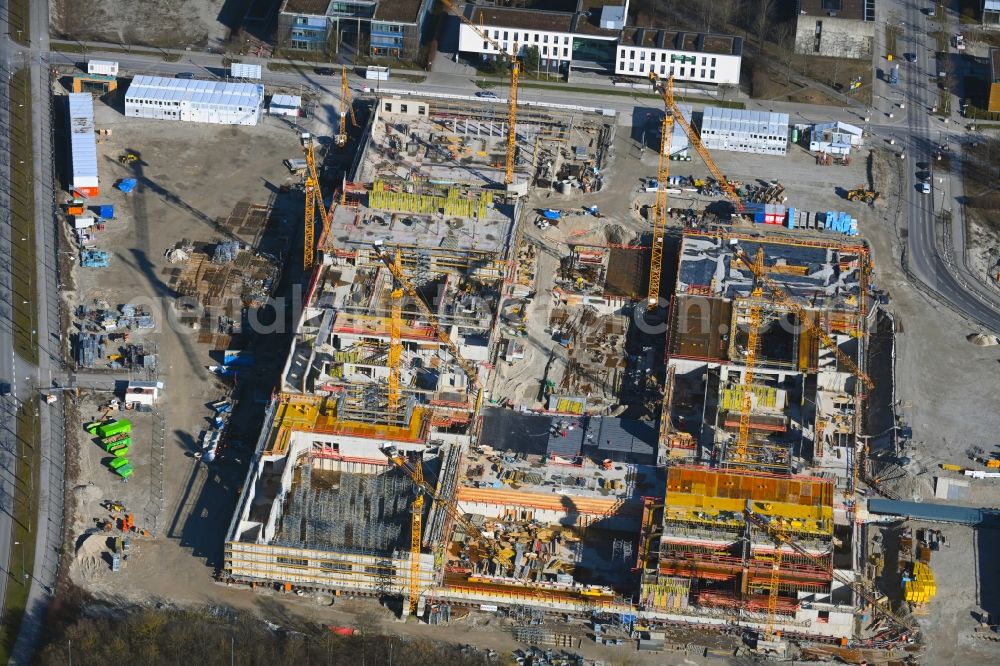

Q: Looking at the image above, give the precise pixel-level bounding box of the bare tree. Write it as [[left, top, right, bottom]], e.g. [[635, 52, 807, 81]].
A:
[[773, 22, 795, 84], [717, 0, 738, 31], [754, 0, 776, 46]]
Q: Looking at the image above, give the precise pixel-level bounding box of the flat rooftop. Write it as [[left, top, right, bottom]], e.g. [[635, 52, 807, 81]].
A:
[[373, 0, 427, 23], [326, 189, 514, 255], [797, 0, 871, 22], [471, 6, 574, 32], [676, 232, 865, 312], [465, 408, 664, 505], [281, 0, 334, 15], [621, 29, 742, 56]]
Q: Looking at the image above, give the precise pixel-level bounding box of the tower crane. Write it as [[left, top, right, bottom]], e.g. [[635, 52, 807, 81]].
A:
[[440, 0, 519, 186], [732, 245, 874, 390], [336, 65, 358, 148], [373, 243, 480, 391], [650, 73, 744, 213], [731, 249, 767, 467], [382, 446, 514, 575], [744, 508, 914, 639], [302, 136, 334, 270], [408, 453, 425, 616], [647, 113, 673, 310]]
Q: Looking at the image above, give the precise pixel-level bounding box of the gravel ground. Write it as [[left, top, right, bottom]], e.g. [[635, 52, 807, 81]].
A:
[[51, 0, 233, 49]]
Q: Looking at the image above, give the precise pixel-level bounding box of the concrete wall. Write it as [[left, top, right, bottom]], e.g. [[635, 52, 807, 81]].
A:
[[794, 16, 873, 59]]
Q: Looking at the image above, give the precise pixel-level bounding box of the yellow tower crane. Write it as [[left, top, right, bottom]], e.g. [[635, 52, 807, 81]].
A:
[[732, 249, 767, 466], [336, 66, 358, 148], [373, 244, 480, 391], [744, 508, 913, 640], [302, 136, 333, 271], [440, 0, 519, 185], [650, 73, 744, 213], [388, 286, 404, 412], [732, 245, 874, 390], [383, 445, 514, 575], [647, 113, 673, 310], [408, 454, 425, 616]]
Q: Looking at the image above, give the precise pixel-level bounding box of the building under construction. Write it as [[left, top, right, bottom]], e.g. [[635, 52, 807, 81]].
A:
[[225, 93, 624, 616], [637, 228, 874, 639]]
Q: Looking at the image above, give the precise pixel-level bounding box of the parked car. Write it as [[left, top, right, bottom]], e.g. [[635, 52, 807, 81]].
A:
[[175, 72, 194, 79], [475, 90, 498, 98], [314, 68, 335, 76], [904, 53, 916, 62], [920, 182, 932, 194]]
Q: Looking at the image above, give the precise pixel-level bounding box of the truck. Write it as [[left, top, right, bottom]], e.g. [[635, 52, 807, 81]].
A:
[[953, 34, 965, 50], [365, 66, 390, 81]]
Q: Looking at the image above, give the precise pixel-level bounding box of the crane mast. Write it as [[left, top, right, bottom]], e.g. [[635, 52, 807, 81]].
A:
[[651, 73, 744, 213], [408, 456, 425, 616], [440, 0, 519, 185], [336, 66, 357, 148], [732, 246, 874, 390], [373, 245, 480, 390], [647, 114, 672, 310], [302, 137, 333, 271], [732, 249, 766, 467], [383, 446, 514, 574]]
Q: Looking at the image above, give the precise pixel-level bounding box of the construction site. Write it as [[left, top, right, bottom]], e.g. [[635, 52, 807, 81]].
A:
[[224, 81, 635, 617], [216, 26, 927, 654]]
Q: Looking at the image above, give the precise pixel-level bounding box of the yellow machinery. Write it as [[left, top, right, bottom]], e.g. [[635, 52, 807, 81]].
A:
[[847, 186, 880, 204], [650, 73, 744, 213], [302, 136, 335, 271], [647, 114, 672, 310], [373, 244, 480, 390], [733, 249, 767, 466], [408, 453, 425, 616], [389, 286, 404, 412], [733, 245, 875, 391], [441, 0, 518, 185], [336, 66, 358, 148]]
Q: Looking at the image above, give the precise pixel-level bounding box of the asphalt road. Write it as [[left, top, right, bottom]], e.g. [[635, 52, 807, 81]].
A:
[[884, 0, 1000, 331]]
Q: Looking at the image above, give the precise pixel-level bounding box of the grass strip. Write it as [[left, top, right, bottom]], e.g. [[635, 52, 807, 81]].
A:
[[9, 0, 28, 46], [0, 399, 41, 662], [10, 68, 38, 366]]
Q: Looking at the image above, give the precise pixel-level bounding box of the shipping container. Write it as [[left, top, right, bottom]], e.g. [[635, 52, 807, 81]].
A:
[[87, 60, 119, 76], [365, 66, 390, 81], [124, 75, 264, 126], [68, 93, 100, 196], [96, 204, 114, 219], [73, 216, 96, 230], [96, 419, 132, 438], [230, 62, 262, 80]]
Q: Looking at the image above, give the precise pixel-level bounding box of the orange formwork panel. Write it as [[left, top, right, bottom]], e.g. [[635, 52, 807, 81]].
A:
[[666, 465, 834, 509], [455, 487, 640, 517]]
